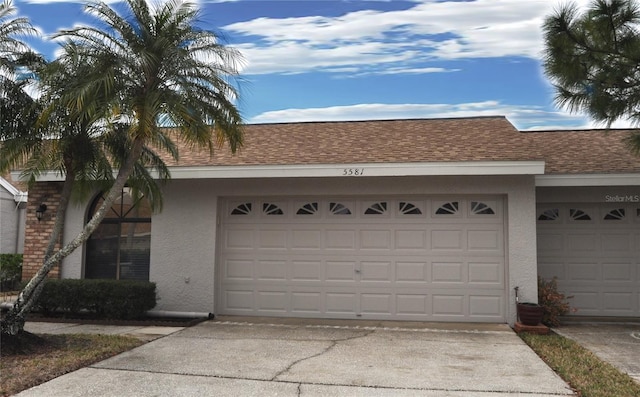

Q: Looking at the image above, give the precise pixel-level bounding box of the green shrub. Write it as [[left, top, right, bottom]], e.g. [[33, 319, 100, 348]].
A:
[[0, 254, 23, 291], [36, 279, 84, 315], [35, 279, 157, 319], [538, 276, 574, 327]]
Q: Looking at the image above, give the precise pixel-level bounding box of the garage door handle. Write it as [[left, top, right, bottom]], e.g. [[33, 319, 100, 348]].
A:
[[355, 269, 361, 273]]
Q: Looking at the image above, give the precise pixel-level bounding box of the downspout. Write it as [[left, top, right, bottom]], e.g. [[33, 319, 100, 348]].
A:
[[514, 286, 520, 323], [146, 310, 214, 319]]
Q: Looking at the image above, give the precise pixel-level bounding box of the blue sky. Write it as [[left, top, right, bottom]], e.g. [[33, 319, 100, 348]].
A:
[[12, 0, 619, 130]]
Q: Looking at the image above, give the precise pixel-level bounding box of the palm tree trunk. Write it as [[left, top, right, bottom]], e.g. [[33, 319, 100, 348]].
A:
[[5, 168, 75, 325], [1, 139, 145, 335]]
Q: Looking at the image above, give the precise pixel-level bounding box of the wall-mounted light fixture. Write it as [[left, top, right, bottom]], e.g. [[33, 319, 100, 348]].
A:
[[35, 204, 47, 222]]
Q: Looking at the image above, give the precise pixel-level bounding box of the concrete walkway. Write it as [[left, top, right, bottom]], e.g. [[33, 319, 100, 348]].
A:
[[24, 320, 185, 342], [16, 318, 575, 397], [554, 322, 640, 384]]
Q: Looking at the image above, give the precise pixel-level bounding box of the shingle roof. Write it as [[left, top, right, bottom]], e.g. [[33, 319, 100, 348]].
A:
[[526, 129, 640, 174], [169, 116, 543, 166], [164, 116, 640, 175]]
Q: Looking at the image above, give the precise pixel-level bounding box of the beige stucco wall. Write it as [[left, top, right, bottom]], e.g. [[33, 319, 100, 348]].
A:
[[60, 174, 538, 324], [0, 188, 26, 254]]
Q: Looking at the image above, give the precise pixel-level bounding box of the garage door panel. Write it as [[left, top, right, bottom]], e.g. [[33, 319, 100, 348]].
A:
[[566, 263, 599, 281], [360, 261, 392, 282], [395, 230, 427, 249], [326, 293, 357, 314], [396, 262, 428, 283], [360, 293, 393, 315], [258, 229, 287, 249], [601, 234, 631, 251], [257, 291, 288, 311], [538, 261, 565, 280], [537, 233, 563, 252], [396, 294, 429, 315], [567, 291, 600, 313], [291, 260, 323, 281], [467, 229, 501, 251], [431, 229, 463, 250], [360, 229, 391, 250], [469, 295, 502, 317], [224, 290, 254, 311], [256, 260, 287, 281], [225, 228, 254, 249], [603, 292, 635, 312], [602, 262, 635, 281], [224, 259, 254, 280], [469, 262, 503, 285], [432, 295, 465, 316], [566, 233, 597, 252], [220, 197, 506, 322], [291, 230, 322, 249], [291, 291, 322, 314], [569, 261, 607, 279], [432, 262, 464, 283], [326, 261, 357, 281], [325, 230, 356, 250]]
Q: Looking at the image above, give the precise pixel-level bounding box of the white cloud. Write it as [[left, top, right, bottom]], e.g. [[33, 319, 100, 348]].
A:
[[350, 67, 460, 77], [226, 0, 598, 75], [248, 100, 592, 130], [234, 40, 417, 75]]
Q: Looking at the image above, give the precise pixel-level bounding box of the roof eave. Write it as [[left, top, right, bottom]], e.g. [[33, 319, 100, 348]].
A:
[[164, 161, 545, 179], [22, 161, 546, 182], [536, 173, 640, 187], [0, 176, 27, 203]]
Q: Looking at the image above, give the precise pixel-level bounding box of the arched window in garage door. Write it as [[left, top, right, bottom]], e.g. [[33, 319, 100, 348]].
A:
[[604, 208, 625, 220]]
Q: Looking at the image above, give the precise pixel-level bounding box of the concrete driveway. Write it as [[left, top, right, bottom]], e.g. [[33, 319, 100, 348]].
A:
[[554, 322, 640, 384], [16, 318, 575, 397]]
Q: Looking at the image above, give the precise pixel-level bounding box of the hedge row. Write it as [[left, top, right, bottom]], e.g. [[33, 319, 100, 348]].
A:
[[35, 279, 157, 319]]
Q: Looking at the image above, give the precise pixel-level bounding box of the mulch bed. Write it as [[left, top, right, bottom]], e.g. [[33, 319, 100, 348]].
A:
[[1, 331, 50, 356]]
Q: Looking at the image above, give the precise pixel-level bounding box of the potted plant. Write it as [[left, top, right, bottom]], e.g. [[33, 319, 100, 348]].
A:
[[517, 302, 544, 326], [514, 278, 575, 327], [514, 285, 544, 326]]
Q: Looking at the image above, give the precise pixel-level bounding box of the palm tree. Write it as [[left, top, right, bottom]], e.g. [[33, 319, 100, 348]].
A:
[[1, 49, 173, 328], [0, 46, 176, 318], [0, 0, 38, 130], [543, 0, 640, 154], [1, 0, 244, 335], [0, 0, 35, 70]]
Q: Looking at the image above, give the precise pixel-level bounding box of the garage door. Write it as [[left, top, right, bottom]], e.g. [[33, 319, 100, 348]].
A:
[[537, 203, 640, 317], [218, 196, 506, 322]]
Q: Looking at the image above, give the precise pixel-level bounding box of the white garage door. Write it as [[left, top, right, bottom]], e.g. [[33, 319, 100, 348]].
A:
[[537, 203, 640, 317], [218, 196, 506, 322]]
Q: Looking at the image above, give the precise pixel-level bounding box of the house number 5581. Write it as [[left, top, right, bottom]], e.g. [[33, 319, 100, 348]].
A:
[[342, 168, 364, 176]]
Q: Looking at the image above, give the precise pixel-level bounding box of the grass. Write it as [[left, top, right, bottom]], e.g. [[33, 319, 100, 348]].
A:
[[520, 332, 640, 397], [0, 332, 143, 396]]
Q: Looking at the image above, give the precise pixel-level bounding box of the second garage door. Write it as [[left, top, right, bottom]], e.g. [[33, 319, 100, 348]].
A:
[[537, 203, 640, 317], [218, 196, 506, 322]]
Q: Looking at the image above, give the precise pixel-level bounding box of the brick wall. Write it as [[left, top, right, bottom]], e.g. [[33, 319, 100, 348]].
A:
[[22, 182, 63, 281]]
